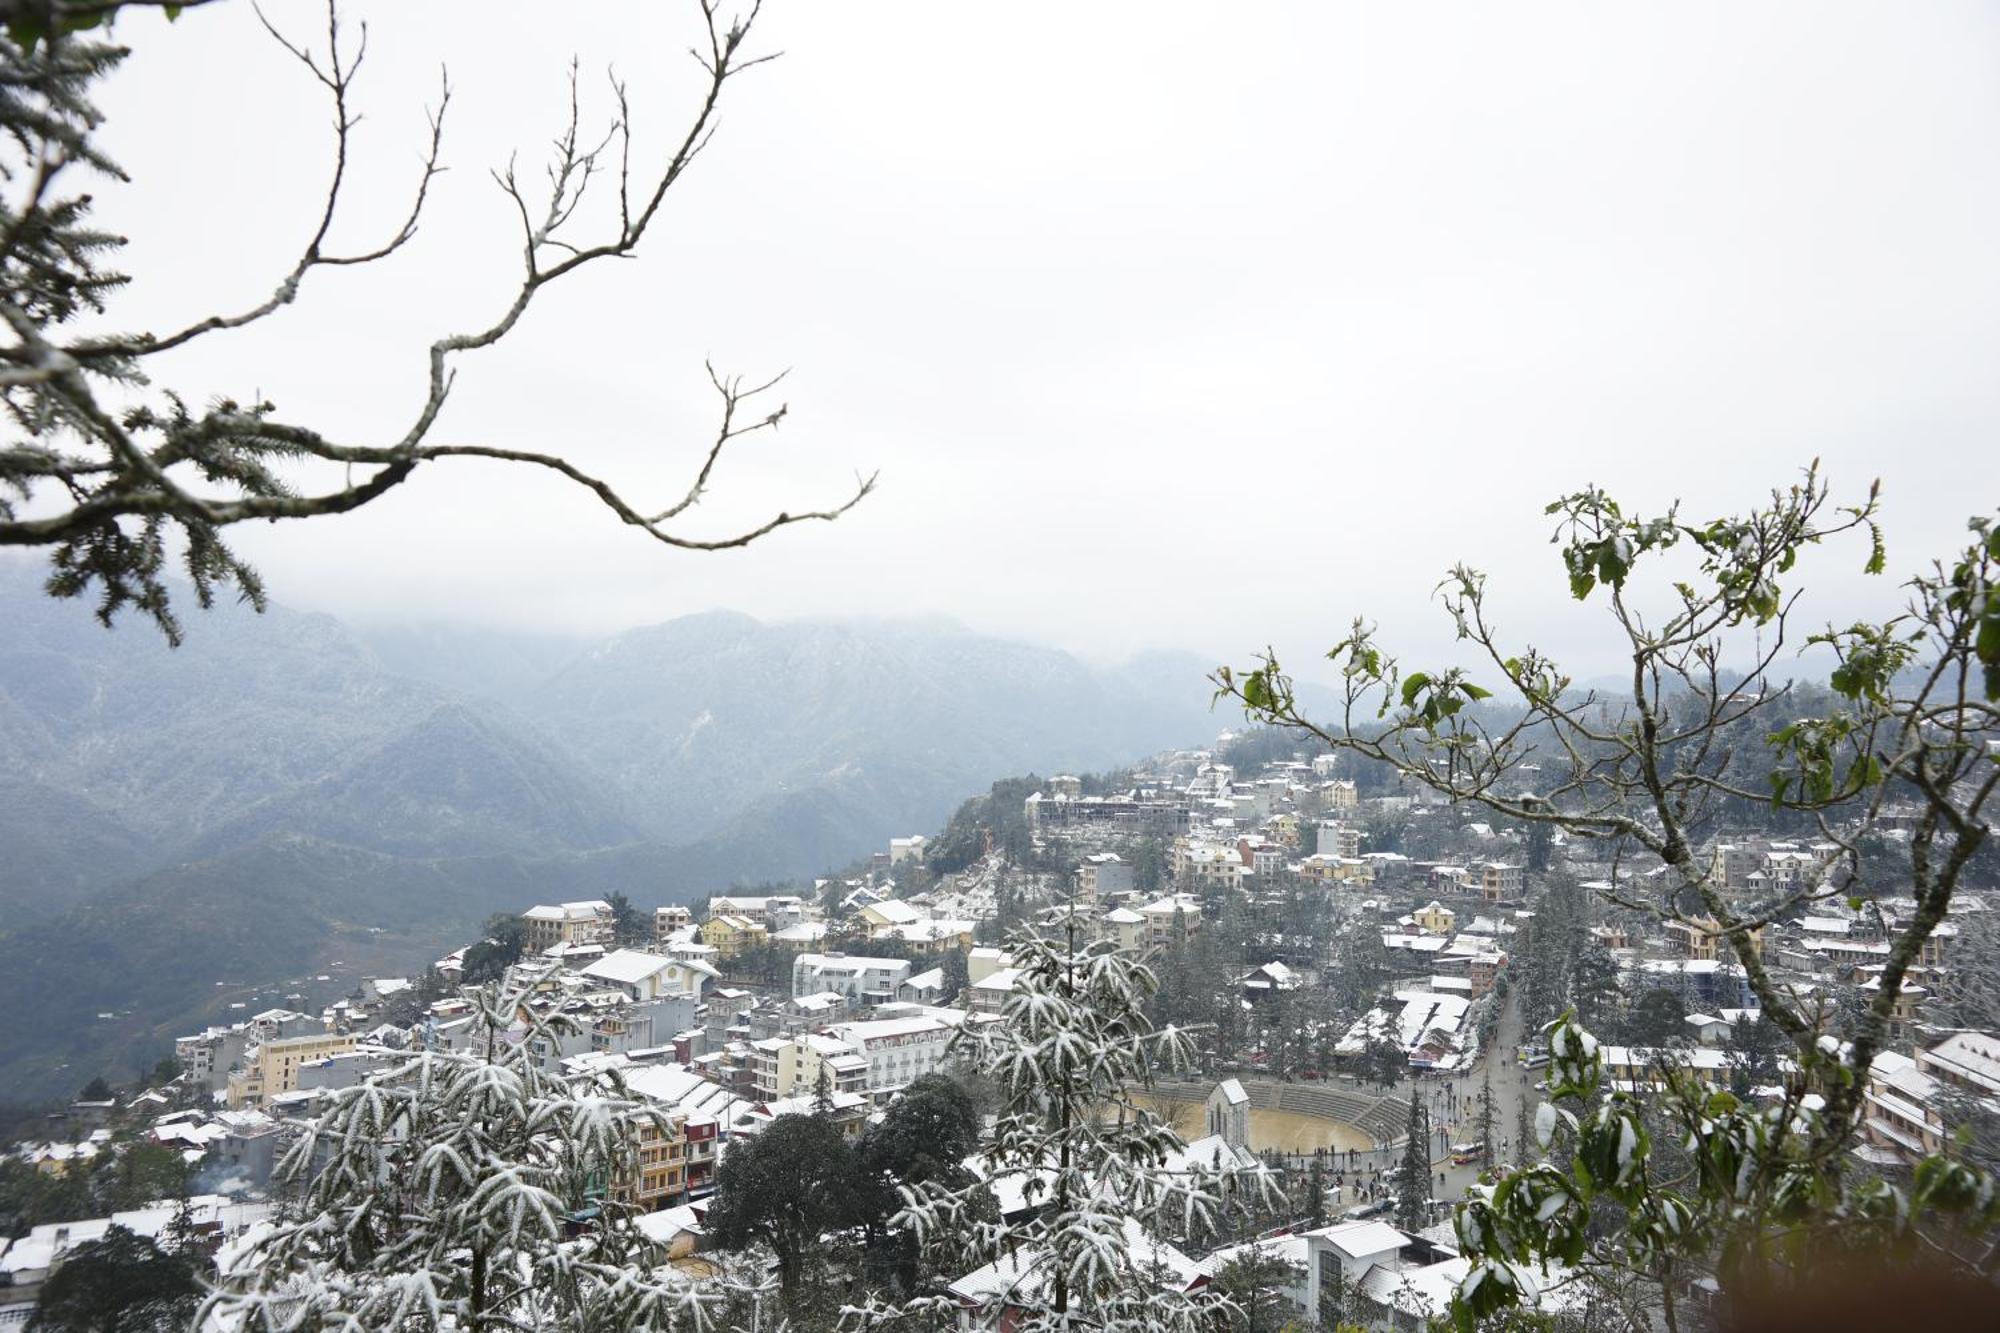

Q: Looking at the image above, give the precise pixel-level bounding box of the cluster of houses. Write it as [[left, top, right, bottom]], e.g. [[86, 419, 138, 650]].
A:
[[9, 752, 1998, 1331], [1024, 756, 2000, 1171], [137, 845, 1026, 1214], [945, 1079, 1582, 1330], [1027, 754, 1530, 905], [1564, 834, 2000, 1170]]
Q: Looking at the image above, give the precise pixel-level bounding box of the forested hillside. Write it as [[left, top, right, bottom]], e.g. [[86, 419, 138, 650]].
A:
[[0, 567, 1219, 1096]]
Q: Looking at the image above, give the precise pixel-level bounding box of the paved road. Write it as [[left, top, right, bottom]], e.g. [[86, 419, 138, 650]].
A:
[[1320, 988, 1542, 1217]]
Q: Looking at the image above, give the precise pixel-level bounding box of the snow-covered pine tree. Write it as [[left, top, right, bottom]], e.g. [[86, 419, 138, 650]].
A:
[[201, 982, 740, 1332], [1475, 1062, 1498, 1172], [813, 1063, 836, 1118], [1396, 1090, 1432, 1231], [855, 912, 1281, 1332]]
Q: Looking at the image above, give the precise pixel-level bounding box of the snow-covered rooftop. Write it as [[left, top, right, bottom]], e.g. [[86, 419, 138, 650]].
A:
[[581, 949, 678, 986]]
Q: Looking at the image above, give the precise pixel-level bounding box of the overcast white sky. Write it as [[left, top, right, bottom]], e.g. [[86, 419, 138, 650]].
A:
[[73, 1, 2000, 677]]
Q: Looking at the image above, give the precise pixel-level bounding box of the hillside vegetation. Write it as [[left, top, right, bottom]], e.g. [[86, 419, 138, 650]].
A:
[[0, 568, 1218, 1095]]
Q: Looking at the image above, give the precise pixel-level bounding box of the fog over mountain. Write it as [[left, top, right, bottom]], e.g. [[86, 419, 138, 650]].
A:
[[0, 568, 1222, 1096]]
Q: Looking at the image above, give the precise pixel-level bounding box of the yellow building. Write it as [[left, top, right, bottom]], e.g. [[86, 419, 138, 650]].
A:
[[1665, 915, 1763, 963], [858, 899, 924, 936], [614, 1110, 690, 1211], [1413, 900, 1456, 935], [1297, 854, 1374, 887], [228, 1032, 357, 1107], [700, 913, 768, 959]]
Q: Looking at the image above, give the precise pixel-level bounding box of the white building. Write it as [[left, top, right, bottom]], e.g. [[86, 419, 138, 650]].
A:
[[967, 967, 1022, 1016], [520, 900, 615, 952], [827, 1013, 959, 1096], [705, 895, 806, 929], [580, 949, 714, 1003], [792, 953, 913, 1007], [1077, 852, 1134, 898]]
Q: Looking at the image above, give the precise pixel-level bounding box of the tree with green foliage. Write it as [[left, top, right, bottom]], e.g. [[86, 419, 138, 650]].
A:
[[0, 2, 868, 645], [414, 966, 450, 1005], [203, 980, 728, 1332], [28, 1225, 199, 1333], [719, 939, 795, 990], [1151, 910, 1230, 1039], [0, 1157, 91, 1236], [1524, 819, 1553, 873], [77, 1076, 112, 1102], [860, 914, 1280, 1331], [1361, 805, 1409, 856], [1396, 1090, 1432, 1231], [1454, 1013, 2000, 1331], [1723, 1012, 1786, 1099], [1327, 913, 1388, 1018], [100, 1143, 188, 1214], [1516, 873, 1595, 1032], [1218, 471, 2000, 1327], [854, 1074, 985, 1293], [1359, 1038, 1404, 1090], [1621, 987, 1687, 1048], [458, 912, 526, 985], [1131, 834, 1168, 893], [938, 946, 970, 1006], [1208, 1243, 1307, 1333], [1568, 933, 1622, 1029], [605, 892, 648, 946], [927, 777, 1046, 876], [1475, 1061, 1498, 1172], [1511, 1097, 1533, 1170], [707, 1113, 862, 1306], [1305, 1156, 1328, 1229], [858, 1075, 980, 1195]]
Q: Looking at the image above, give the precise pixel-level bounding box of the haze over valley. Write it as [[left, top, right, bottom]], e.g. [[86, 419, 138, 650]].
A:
[[0, 565, 1218, 1094]]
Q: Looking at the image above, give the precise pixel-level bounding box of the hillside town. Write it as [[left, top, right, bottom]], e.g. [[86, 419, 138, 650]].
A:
[[1, 0, 1994, 1325], [8, 736, 1996, 1331]]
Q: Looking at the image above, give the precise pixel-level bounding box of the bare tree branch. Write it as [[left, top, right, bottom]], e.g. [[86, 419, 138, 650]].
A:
[[0, 0, 871, 643]]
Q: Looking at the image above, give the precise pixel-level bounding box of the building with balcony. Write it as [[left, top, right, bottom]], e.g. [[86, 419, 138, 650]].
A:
[[615, 1109, 692, 1211], [827, 1014, 957, 1097], [700, 913, 768, 959], [521, 900, 615, 953]]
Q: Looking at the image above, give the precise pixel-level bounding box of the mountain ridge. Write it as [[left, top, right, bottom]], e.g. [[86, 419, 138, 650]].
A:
[[0, 576, 1224, 1097]]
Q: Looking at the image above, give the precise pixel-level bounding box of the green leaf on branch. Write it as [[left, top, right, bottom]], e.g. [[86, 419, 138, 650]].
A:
[[1400, 672, 1431, 708], [1243, 670, 1272, 712]]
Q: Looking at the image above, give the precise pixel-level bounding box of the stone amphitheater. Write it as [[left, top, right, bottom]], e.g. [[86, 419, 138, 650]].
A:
[[1152, 1076, 1406, 1147]]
